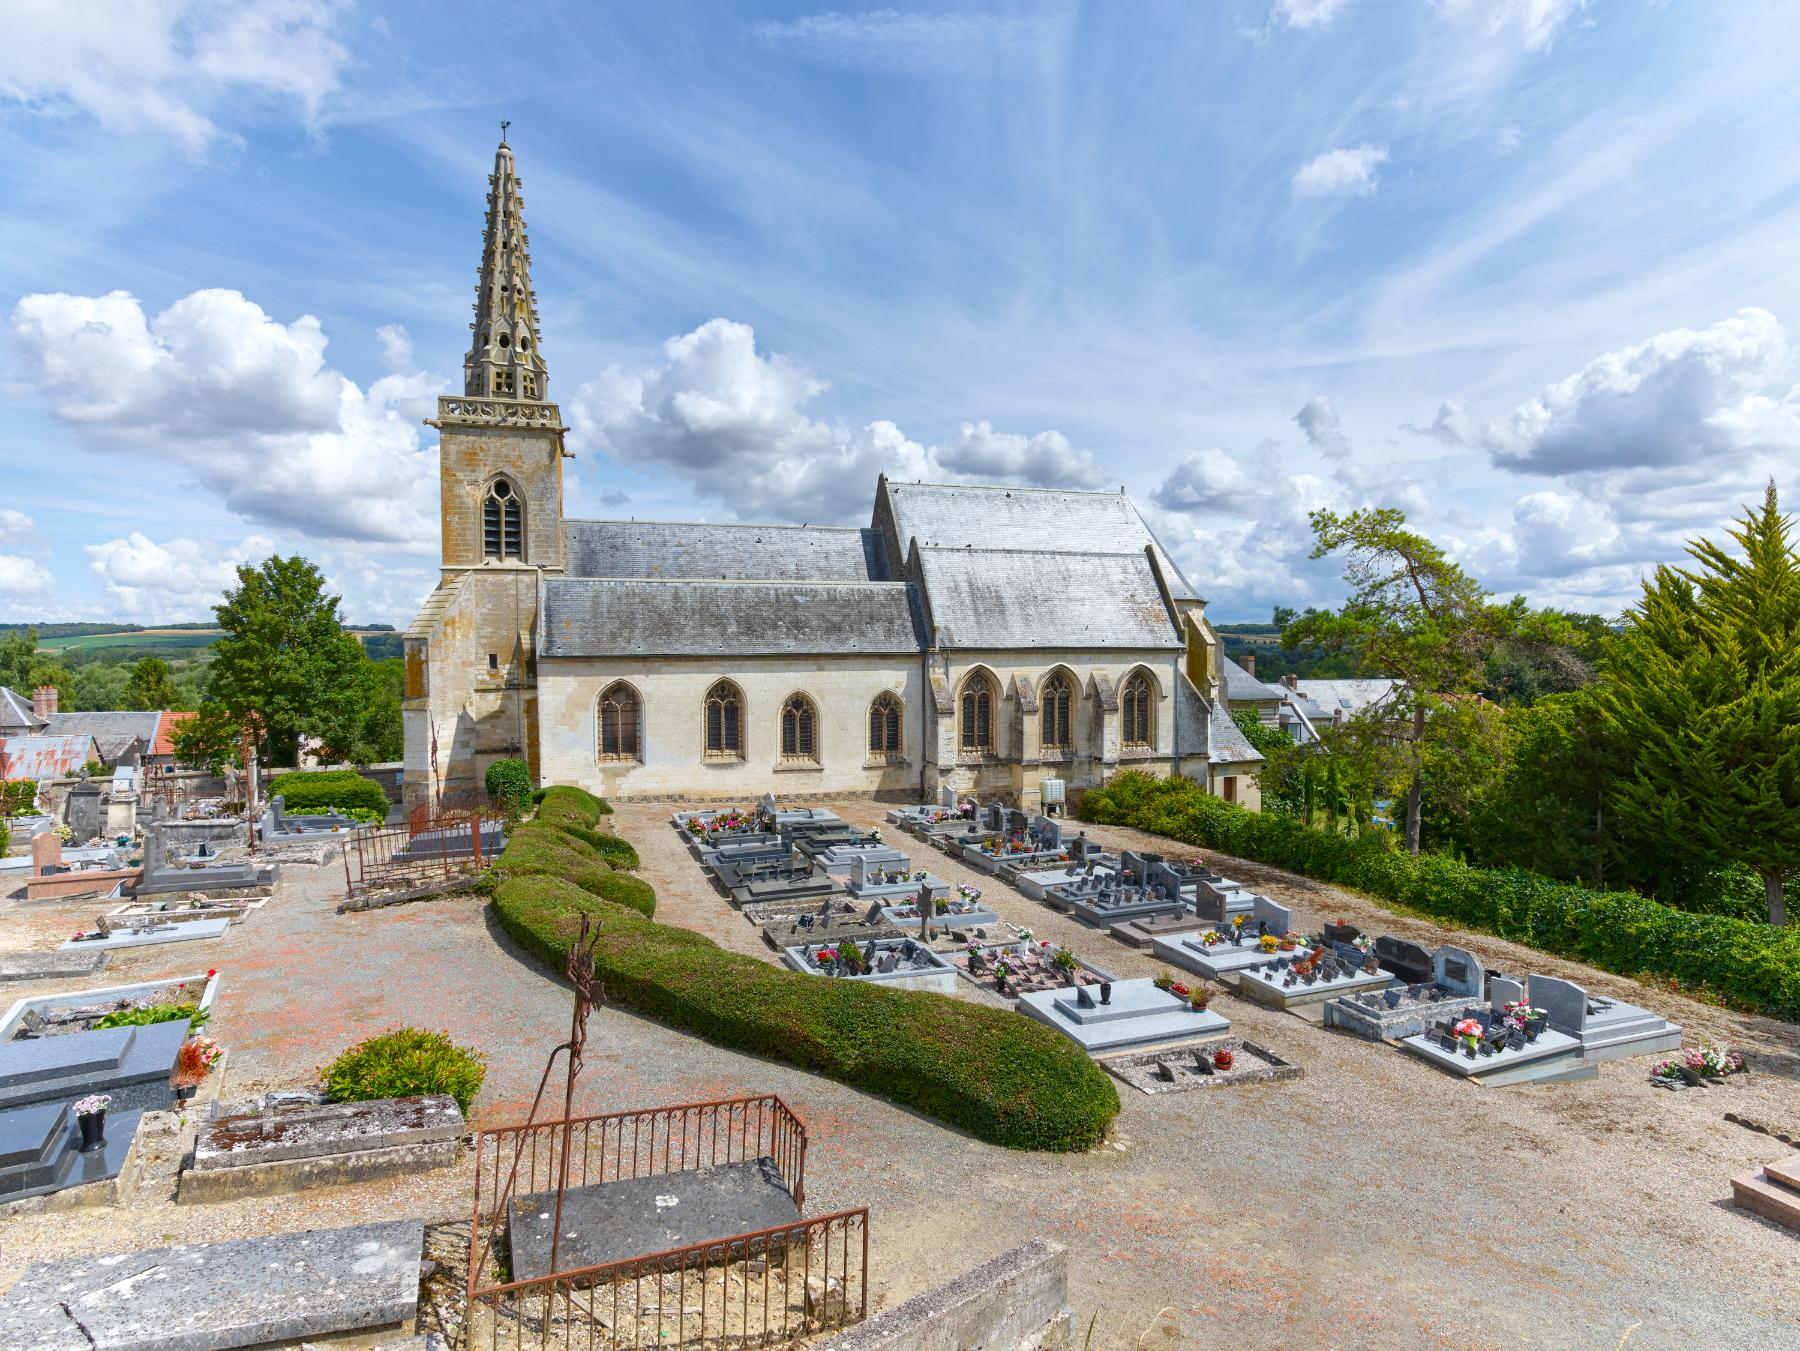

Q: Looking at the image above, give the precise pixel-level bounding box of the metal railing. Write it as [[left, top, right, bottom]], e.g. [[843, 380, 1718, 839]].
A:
[[467, 1096, 866, 1349], [342, 812, 496, 899]]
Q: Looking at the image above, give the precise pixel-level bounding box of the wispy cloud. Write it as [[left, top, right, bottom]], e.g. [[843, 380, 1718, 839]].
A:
[[750, 9, 1059, 76], [1291, 144, 1389, 199]]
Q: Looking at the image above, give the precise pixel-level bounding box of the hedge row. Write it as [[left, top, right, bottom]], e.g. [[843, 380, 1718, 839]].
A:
[[489, 786, 1119, 1150], [267, 769, 390, 817], [1080, 771, 1800, 1023]]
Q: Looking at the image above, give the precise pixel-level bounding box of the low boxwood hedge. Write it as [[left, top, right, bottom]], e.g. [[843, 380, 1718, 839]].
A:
[[268, 768, 390, 817], [1081, 771, 1800, 1022], [492, 821, 615, 896], [489, 789, 1118, 1151]]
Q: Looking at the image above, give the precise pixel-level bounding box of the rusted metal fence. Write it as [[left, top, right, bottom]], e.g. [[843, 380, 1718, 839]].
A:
[[467, 1096, 868, 1349], [342, 809, 499, 899]]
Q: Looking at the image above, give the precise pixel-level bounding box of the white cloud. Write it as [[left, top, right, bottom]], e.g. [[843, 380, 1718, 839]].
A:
[[0, 510, 53, 603], [1292, 144, 1390, 200], [1270, 0, 1347, 30], [1433, 0, 1588, 53], [85, 532, 275, 621], [0, 0, 351, 153], [1402, 398, 1477, 447], [573, 318, 1109, 523], [10, 288, 439, 545], [1294, 396, 1349, 457], [1152, 448, 1266, 515], [1496, 123, 1523, 152], [1483, 308, 1800, 475], [751, 9, 1057, 76]]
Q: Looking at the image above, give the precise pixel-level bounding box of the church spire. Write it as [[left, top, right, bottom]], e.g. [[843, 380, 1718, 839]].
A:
[[464, 129, 549, 401]]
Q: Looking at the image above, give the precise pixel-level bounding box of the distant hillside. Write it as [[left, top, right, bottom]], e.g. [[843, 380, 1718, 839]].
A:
[[18, 623, 401, 663]]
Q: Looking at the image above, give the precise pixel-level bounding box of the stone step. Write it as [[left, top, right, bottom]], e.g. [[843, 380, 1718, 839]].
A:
[[1763, 1155, 1800, 1193], [0, 1217, 425, 1350], [1732, 1168, 1800, 1234]]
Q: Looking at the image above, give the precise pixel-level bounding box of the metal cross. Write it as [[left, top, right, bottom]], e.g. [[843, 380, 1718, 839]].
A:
[[500, 119, 510, 144]]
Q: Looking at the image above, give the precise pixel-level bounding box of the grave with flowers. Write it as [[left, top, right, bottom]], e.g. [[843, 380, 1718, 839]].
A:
[[1151, 896, 1309, 981], [1017, 974, 1230, 1056], [1400, 976, 1593, 1085], [1102, 1038, 1302, 1096], [951, 938, 1114, 998], [876, 879, 994, 926], [1648, 1042, 1747, 1090], [782, 936, 960, 993], [1235, 941, 1397, 1019], [1324, 943, 1495, 1041], [755, 898, 901, 952], [960, 811, 1069, 876]]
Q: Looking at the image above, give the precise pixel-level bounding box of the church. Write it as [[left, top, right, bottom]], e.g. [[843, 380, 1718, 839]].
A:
[[401, 138, 1263, 811]]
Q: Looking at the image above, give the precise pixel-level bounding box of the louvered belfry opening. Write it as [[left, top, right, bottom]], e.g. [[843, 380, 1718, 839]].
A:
[[484, 479, 523, 561]]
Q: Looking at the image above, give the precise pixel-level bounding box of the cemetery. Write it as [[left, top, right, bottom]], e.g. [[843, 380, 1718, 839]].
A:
[[1018, 975, 1232, 1055], [1323, 942, 1495, 1041], [782, 936, 960, 993], [953, 939, 1114, 998], [959, 808, 1072, 876], [758, 900, 902, 953], [1102, 1038, 1302, 1096], [1235, 944, 1396, 1017], [1150, 896, 1309, 981], [1400, 995, 1594, 1087]]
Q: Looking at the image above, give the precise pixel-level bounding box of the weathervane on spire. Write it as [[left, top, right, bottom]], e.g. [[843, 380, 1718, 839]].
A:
[[500, 119, 510, 145]]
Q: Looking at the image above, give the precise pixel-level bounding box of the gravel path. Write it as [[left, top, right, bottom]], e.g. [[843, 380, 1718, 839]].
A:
[[0, 805, 1794, 1350]]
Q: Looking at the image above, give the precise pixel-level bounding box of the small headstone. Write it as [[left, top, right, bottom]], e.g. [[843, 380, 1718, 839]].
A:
[[1527, 974, 1590, 1034], [1155, 1061, 1176, 1083]]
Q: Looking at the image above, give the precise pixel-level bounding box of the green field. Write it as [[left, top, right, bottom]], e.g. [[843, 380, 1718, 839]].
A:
[[36, 630, 223, 655]]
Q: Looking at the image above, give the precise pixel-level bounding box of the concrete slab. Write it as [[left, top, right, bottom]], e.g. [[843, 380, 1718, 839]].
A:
[[1401, 1027, 1585, 1084], [0, 1022, 187, 1116], [192, 1093, 464, 1171], [506, 1157, 799, 1282], [1152, 934, 1312, 980], [1017, 978, 1231, 1055], [59, 918, 231, 952], [0, 1217, 424, 1350], [0, 950, 110, 984], [1237, 961, 1394, 1012]]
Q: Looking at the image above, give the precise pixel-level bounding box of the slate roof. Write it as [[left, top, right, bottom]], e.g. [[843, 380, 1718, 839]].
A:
[[1289, 679, 1402, 719], [879, 480, 1199, 602], [1208, 703, 1263, 765], [1222, 657, 1287, 704], [563, 520, 889, 582], [0, 686, 40, 734], [0, 734, 100, 779], [914, 548, 1180, 651], [41, 711, 163, 744], [540, 578, 923, 658]]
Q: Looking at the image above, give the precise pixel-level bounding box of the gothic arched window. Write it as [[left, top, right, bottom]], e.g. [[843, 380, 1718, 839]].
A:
[[597, 682, 640, 762], [483, 478, 524, 561], [1040, 672, 1074, 750], [704, 681, 744, 758], [959, 674, 995, 752], [868, 693, 902, 757], [1122, 671, 1154, 747], [780, 693, 818, 761]]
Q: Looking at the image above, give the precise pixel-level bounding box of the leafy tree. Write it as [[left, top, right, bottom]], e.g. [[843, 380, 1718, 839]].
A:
[[485, 758, 532, 815], [199, 556, 370, 769], [123, 656, 181, 711], [311, 657, 404, 766], [0, 628, 74, 713], [1593, 483, 1800, 925], [1286, 507, 1500, 854]]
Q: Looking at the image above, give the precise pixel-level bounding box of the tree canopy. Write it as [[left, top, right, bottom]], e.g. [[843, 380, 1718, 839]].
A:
[[123, 656, 181, 711]]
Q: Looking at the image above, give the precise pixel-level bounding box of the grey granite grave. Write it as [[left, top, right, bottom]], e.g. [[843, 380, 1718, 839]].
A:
[[1066, 881, 1187, 930], [1101, 1039, 1301, 1095], [507, 1157, 798, 1283], [952, 942, 1112, 997], [61, 916, 231, 952], [809, 842, 911, 878], [1191, 878, 1256, 925], [844, 855, 951, 904], [783, 937, 959, 993], [1017, 977, 1230, 1055], [1150, 897, 1301, 980], [1528, 974, 1682, 1062], [1434, 945, 1486, 999], [1373, 936, 1435, 986], [259, 793, 356, 837], [0, 1100, 145, 1206], [180, 1093, 463, 1203], [1400, 1005, 1591, 1085], [761, 904, 900, 952], [0, 972, 219, 1042], [1236, 951, 1394, 1018], [879, 896, 998, 928], [0, 1218, 425, 1350], [0, 950, 109, 984], [0, 1021, 187, 1116], [1323, 974, 1485, 1042], [1015, 860, 1119, 902]]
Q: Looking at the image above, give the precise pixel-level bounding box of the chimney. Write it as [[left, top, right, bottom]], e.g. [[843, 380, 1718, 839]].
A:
[[32, 684, 58, 718], [1282, 673, 1298, 692], [1242, 652, 1256, 678]]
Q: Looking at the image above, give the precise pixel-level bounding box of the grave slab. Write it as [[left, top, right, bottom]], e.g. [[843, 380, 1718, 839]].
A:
[[506, 1157, 798, 1282], [60, 918, 231, 952], [1528, 975, 1683, 1062], [1017, 978, 1230, 1055], [0, 1102, 144, 1206], [1400, 1025, 1589, 1085], [0, 1218, 425, 1351], [1236, 959, 1394, 1017], [0, 950, 110, 984], [0, 1021, 187, 1116], [1101, 1039, 1301, 1095], [782, 938, 959, 993], [879, 899, 998, 929], [192, 1093, 462, 1171]]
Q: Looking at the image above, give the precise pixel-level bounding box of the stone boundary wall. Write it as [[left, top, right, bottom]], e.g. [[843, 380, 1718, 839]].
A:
[[818, 1238, 1069, 1351]]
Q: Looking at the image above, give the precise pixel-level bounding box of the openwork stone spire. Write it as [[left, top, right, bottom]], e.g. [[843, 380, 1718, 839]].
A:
[[464, 132, 549, 401]]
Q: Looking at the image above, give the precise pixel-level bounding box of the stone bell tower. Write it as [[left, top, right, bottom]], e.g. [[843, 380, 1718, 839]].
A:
[[403, 131, 566, 807]]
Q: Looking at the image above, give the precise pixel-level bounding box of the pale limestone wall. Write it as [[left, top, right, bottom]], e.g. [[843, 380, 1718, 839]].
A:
[[536, 655, 927, 801], [437, 421, 565, 571]]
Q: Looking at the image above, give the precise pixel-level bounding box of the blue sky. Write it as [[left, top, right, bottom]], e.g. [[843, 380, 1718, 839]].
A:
[[3, 0, 1797, 626]]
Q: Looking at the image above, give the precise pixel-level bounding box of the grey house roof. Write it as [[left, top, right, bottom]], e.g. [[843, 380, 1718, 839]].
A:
[[1208, 703, 1263, 765], [1222, 657, 1287, 704], [0, 686, 40, 733], [880, 480, 1199, 602], [41, 711, 163, 744], [915, 548, 1181, 651], [1290, 679, 1403, 719], [563, 520, 889, 582], [540, 578, 923, 658]]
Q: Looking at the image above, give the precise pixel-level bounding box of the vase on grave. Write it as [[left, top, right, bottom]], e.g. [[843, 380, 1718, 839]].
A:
[[77, 1112, 106, 1153]]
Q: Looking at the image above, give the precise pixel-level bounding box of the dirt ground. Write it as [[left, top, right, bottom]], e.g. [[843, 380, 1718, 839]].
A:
[[0, 801, 1796, 1350]]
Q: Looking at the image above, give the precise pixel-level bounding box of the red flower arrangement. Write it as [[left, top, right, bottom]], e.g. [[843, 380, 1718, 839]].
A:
[[1169, 982, 1191, 998], [1212, 1049, 1234, 1071]]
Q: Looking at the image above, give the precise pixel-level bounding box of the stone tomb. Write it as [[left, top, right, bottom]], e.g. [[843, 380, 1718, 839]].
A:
[[0, 1098, 145, 1208], [811, 841, 911, 878], [878, 893, 998, 929], [0, 972, 219, 1042], [845, 856, 952, 903], [1236, 946, 1395, 1018], [1192, 878, 1257, 925], [1323, 944, 1490, 1041], [1102, 1039, 1302, 1096], [1017, 977, 1231, 1056], [1528, 974, 1682, 1062], [102, 892, 265, 931], [783, 937, 959, 994], [756, 899, 899, 952], [0, 951, 110, 985], [1151, 897, 1305, 981], [0, 1021, 187, 1117], [1400, 997, 1591, 1086], [1373, 936, 1435, 987], [960, 813, 1067, 875], [179, 1093, 464, 1203], [61, 915, 232, 953], [952, 941, 1114, 998], [0, 1218, 425, 1350]]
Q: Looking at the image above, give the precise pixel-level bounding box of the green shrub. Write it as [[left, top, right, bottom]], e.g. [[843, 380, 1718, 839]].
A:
[[290, 805, 383, 825], [1080, 771, 1800, 1022], [491, 821, 615, 895], [484, 759, 533, 815], [267, 769, 390, 818], [95, 1002, 207, 1030], [538, 785, 611, 824], [549, 822, 639, 871], [490, 824, 1118, 1152], [322, 1027, 487, 1115]]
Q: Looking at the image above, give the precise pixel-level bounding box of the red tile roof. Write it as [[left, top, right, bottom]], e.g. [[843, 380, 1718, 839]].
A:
[[152, 710, 196, 758]]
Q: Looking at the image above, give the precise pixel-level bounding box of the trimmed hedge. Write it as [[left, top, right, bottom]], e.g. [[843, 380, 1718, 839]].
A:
[[267, 769, 390, 818], [538, 785, 611, 823], [484, 759, 533, 816], [1081, 772, 1800, 1022], [492, 821, 615, 896], [489, 788, 1119, 1151]]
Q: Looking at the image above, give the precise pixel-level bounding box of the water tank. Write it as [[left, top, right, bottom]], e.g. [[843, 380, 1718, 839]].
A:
[[1041, 778, 1065, 812]]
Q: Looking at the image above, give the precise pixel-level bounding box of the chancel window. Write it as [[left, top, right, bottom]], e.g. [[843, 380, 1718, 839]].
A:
[[598, 683, 640, 761], [780, 694, 818, 760], [1122, 671, 1153, 747], [959, 676, 994, 752], [868, 693, 902, 757], [483, 479, 523, 561], [1040, 672, 1074, 750], [705, 681, 743, 757]]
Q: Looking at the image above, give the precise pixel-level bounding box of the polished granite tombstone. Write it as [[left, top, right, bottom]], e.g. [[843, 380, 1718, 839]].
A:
[[1236, 950, 1395, 1016], [1529, 974, 1682, 1061], [1152, 897, 1304, 980], [782, 937, 959, 993], [952, 942, 1113, 998], [1066, 879, 1187, 929], [1401, 1005, 1591, 1085], [61, 916, 231, 952], [879, 895, 997, 927], [811, 842, 911, 877], [0, 1021, 186, 1116], [1018, 977, 1230, 1055], [1323, 968, 1486, 1042]]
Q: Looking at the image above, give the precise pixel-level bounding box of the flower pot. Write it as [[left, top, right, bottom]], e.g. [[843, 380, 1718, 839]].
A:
[[176, 1084, 198, 1101], [76, 1112, 106, 1153]]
